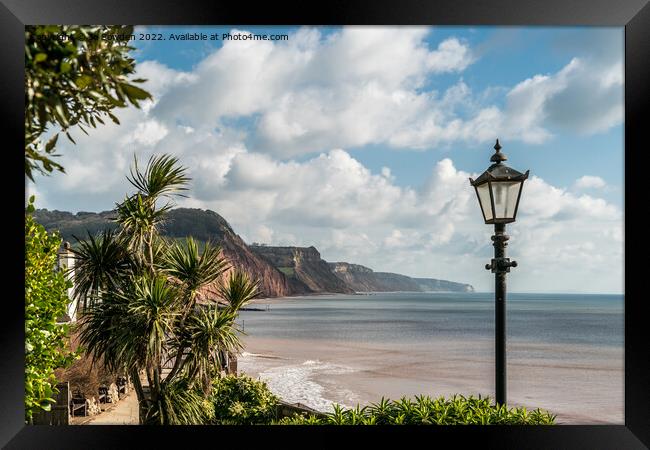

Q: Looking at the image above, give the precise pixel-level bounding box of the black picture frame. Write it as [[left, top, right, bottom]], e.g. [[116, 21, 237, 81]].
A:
[[2, 0, 648, 448]]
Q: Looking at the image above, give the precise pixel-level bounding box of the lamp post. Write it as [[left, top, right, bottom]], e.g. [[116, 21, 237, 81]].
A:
[[469, 139, 529, 406]]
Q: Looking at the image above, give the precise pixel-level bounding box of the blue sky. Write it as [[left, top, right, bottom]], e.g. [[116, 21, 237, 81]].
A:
[[31, 26, 624, 293]]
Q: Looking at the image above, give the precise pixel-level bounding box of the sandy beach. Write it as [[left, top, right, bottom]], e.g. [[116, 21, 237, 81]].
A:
[[238, 335, 623, 425]]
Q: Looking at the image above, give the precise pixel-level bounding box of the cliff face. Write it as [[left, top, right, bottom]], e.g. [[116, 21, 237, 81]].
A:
[[34, 208, 292, 298], [251, 246, 354, 294], [329, 262, 474, 293]]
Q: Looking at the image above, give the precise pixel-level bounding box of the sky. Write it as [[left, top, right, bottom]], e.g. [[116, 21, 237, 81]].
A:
[[29, 26, 625, 294]]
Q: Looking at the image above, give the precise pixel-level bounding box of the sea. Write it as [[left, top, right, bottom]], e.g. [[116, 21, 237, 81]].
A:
[[236, 292, 624, 423]]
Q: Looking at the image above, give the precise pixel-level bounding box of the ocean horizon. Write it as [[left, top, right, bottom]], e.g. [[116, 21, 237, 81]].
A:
[[238, 292, 623, 424]]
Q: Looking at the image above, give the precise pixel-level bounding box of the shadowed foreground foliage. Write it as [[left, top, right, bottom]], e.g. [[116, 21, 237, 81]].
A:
[[276, 395, 556, 425]]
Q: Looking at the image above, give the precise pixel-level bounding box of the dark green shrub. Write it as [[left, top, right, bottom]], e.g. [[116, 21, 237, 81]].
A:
[[211, 375, 280, 424], [275, 394, 556, 425]]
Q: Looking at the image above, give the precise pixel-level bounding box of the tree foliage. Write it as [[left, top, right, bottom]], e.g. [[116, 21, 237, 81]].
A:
[[25, 25, 152, 181], [74, 155, 260, 424], [24, 196, 78, 422]]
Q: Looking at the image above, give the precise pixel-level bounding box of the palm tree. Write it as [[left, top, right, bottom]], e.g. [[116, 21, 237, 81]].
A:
[[69, 229, 132, 311], [74, 154, 260, 424]]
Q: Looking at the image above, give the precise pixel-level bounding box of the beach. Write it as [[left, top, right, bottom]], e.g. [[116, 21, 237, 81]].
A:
[[238, 293, 623, 424], [239, 336, 623, 424]]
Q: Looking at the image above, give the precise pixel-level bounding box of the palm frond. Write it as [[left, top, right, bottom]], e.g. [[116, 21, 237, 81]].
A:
[[145, 378, 214, 425], [218, 270, 260, 312], [127, 154, 190, 201], [78, 275, 181, 376], [115, 194, 163, 243], [171, 305, 242, 392], [71, 229, 132, 309], [77, 289, 140, 374], [126, 275, 180, 369], [161, 237, 229, 295]]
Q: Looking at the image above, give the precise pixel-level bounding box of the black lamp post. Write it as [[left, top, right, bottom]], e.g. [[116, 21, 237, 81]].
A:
[[469, 139, 529, 406]]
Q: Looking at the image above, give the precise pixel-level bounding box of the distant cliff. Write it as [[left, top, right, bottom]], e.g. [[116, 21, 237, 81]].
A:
[[33, 207, 474, 297], [251, 246, 354, 294], [412, 278, 474, 293], [329, 262, 474, 293]]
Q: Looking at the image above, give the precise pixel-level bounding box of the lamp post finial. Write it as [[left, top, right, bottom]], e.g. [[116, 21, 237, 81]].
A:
[[490, 138, 507, 163]]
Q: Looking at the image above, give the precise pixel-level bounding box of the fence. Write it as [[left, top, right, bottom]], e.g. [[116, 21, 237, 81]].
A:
[[32, 382, 70, 425]]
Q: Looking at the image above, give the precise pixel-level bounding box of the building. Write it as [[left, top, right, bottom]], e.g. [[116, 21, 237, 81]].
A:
[[56, 241, 79, 323]]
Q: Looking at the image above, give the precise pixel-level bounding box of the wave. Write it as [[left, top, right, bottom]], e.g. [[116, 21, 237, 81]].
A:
[[255, 359, 359, 412]]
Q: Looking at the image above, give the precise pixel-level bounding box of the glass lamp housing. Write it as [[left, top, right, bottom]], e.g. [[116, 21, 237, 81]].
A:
[[469, 143, 529, 224]]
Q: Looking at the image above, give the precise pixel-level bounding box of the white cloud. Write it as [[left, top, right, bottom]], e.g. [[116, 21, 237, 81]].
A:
[[148, 27, 479, 156], [121, 26, 623, 157], [503, 55, 623, 142], [574, 175, 607, 190], [519, 176, 618, 222], [121, 119, 169, 147], [134, 60, 198, 99], [426, 38, 474, 73]]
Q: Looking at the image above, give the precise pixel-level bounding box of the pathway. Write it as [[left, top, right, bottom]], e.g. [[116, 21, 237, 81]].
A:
[[82, 390, 139, 425]]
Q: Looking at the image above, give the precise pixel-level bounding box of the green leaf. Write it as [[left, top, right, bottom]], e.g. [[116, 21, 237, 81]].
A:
[[34, 53, 47, 62], [122, 83, 152, 101], [107, 112, 120, 125], [53, 103, 69, 127], [45, 134, 58, 153], [75, 75, 93, 89], [87, 90, 104, 101]]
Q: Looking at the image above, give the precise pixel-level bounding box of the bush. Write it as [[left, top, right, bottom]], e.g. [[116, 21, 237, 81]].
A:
[[275, 395, 556, 425], [211, 375, 280, 425], [25, 196, 78, 422]]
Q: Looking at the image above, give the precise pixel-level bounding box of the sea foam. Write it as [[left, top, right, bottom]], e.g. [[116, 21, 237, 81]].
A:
[[242, 355, 359, 412]]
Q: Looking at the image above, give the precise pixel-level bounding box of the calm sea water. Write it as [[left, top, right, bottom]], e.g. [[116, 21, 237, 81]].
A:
[[238, 292, 624, 348]]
